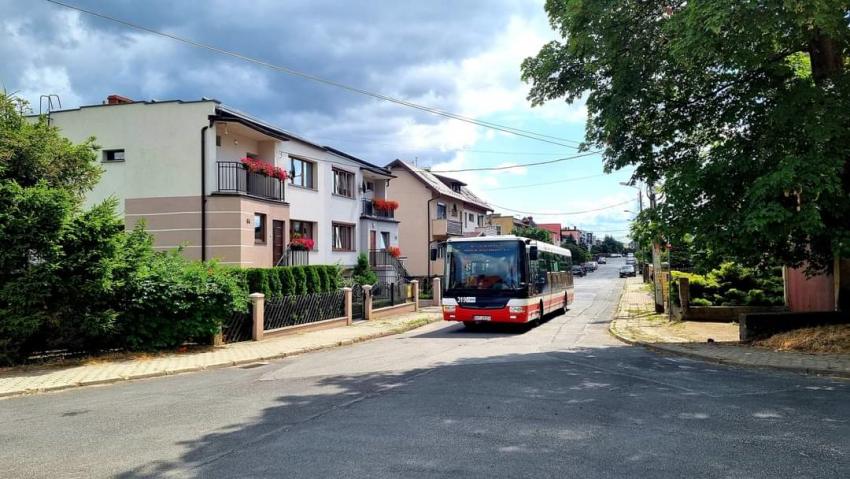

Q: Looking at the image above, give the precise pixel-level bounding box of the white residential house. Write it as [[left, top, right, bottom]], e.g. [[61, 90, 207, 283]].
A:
[[42, 94, 399, 268]]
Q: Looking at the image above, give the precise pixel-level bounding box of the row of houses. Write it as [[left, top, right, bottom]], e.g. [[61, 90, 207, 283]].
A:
[[44, 95, 493, 278]]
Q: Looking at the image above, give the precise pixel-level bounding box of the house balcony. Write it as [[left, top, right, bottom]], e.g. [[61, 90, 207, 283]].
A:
[[432, 218, 463, 239], [361, 198, 396, 220], [215, 161, 285, 202]]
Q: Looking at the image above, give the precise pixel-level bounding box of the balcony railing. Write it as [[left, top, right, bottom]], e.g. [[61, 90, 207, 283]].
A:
[[361, 199, 395, 219], [216, 162, 284, 202], [432, 218, 463, 237]]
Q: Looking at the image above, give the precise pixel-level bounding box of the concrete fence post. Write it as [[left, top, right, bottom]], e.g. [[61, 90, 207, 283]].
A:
[[432, 276, 442, 306], [343, 287, 353, 325], [678, 277, 690, 312], [362, 284, 373, 320], [411, 280, 420, 312], [250, 293, 265, 341]]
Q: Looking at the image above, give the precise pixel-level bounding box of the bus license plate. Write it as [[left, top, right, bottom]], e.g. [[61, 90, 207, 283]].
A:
[[473, 315, 491, 321]]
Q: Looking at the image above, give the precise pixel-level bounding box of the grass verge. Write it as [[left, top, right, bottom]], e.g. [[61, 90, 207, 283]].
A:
[[753, 325, 850, 354]]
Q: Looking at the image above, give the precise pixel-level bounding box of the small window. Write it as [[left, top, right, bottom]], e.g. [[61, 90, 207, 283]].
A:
[[468, 213, 474, 222], [380, 231, 391, 249], [254, 213, 267, 243], [333, 168, 355, 198], [365, 181, 374, 191], [216, 135, 222, 147], [290, 157, 316, 189], [290, 220, 315, 249], [451, 183, 461, 193], [436, 203, 447, 219], [104, 149, 125, 162], [332, 222, 355, 251], [477, 215, 484, 227], [451, 204, 458, 217], [495, 225, 502, 235]]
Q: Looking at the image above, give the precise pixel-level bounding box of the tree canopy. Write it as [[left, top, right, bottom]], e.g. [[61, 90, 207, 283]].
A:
[[522, 1, 850, 271], [512, 225, 553, 243]]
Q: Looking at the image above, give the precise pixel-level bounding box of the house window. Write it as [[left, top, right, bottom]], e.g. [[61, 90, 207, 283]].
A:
[[332, 222, 355, 251], [365, 181, 374, 192], [254, 213, 267, 243], [333, 168, 355, 198], [495, 225, 502, 235], [468, 213, 474, 222], [216, 135, 221, 147], [451, 183, 461, 193], [291, 220, 315, 249], [290, 157, 315, 189], [103, 149, 125, 162], [477, 215, 484, 227], [436, 203, 447, 219], [451, 204, 458, 217], [381, 231, 391, 249]]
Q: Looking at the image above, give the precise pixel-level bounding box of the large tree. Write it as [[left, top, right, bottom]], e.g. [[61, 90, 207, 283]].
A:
[[522, 1, 850, 271]]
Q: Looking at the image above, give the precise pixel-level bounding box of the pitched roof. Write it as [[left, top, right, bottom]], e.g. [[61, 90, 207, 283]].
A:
[[386, 160, 491, 211]]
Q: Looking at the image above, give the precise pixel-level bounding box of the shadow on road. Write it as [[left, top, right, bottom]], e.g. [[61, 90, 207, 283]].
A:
[[110, 346, 850, 479]]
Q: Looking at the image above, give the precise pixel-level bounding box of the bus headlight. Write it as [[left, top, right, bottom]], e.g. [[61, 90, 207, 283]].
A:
[[509, 306, 524, 313], [443, 305, 456, 313]]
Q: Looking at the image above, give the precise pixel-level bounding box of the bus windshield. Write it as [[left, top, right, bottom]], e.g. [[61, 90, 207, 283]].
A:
[[446, 241, 523, 291]]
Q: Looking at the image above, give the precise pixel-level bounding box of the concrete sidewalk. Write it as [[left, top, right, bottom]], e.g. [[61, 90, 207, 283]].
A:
[[0, 309, 442, 398], [610, 278, 850, 379]]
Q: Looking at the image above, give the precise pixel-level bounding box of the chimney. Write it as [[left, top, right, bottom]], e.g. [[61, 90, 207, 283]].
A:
[[106, 94, 133, 105]]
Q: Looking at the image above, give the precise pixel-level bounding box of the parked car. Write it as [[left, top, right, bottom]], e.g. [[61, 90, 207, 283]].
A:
[[583, 262, 597, 272], [571, 265, 586, 277], [625, 257, 636, 265], [597, 257, 607, 264], [619, 265, 636, 278]]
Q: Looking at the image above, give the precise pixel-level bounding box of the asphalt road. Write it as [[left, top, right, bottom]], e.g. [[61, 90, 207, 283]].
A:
[[2, 259, 848, 478]]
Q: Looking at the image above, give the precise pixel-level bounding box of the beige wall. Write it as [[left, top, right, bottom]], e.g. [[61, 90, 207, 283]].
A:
[[49, 101, 217, 215], [125, 195, 289, 266], [388, 168, 432, 277]]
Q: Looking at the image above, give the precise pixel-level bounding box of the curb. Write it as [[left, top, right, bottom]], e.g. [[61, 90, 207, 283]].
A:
[[0, 315, 441, 400], [609, 320, 850, 380]]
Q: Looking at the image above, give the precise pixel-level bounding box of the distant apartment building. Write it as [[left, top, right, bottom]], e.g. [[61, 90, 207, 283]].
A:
[[561, 226, 583, 245], [536, 223, 562, 246], [44, 95, 398, 268], [488, 214, 523, 236], [386, 160, 491, 277]]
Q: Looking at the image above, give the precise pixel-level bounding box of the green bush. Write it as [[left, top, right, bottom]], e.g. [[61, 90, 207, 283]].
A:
[[278, 267, 296, 296], [672, 262, 783, 307], [325, 265, 341, 290], [268, 269, 283, 300], [690, 298, 712, 306], [291, 266, 308, 295], [316, 267, 330, 292], [305, 266, 321, 293], [245, 269, 272, 297], [117, 252, 247, 350], [352, 253, 377, 285]]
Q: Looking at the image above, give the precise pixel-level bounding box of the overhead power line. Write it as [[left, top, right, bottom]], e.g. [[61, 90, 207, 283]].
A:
[[488, 173, 609, 190], [488, 199, 633, 216], [429, 150, 601, 173], [45, 0, 586, 149]]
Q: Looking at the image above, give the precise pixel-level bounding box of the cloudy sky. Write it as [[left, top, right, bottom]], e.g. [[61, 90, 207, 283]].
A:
[[1, 0, 636, 241]]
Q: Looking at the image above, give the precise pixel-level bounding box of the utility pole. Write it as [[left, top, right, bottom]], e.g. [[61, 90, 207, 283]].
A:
[[648, 183, 664, 313]]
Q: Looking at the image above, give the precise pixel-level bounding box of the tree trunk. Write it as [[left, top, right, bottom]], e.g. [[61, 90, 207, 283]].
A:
[[809, 30, 844, 83]]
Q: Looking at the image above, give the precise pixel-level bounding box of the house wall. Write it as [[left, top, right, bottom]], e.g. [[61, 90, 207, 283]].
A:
[[388, 168, 432, 277], [489, 216, 516, 236], [48, 101, 218, 215]]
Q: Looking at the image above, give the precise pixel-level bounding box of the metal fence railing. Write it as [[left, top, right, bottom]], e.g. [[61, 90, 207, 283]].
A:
[[264, 290, 346, 330], [222, 310, 253, 343], [371, 281, 406, 309]]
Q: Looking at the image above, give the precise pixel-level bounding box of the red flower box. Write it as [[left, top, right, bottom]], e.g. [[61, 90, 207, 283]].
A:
[[387, 246, 401, 258], [290, 236, 314, 251], [373, 199, 399, 212], [241, 157, 288, 182]]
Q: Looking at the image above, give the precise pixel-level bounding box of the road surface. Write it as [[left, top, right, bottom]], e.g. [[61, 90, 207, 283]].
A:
[[2, 259, 848, 478]]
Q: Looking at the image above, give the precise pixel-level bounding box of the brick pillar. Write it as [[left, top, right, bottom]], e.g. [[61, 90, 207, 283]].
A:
[[411, 280, 420, 312], [432, 277, 442, 306], [362, 285, 373, 320], [678, 277, 690, 311], [250, 293, 265, 341], [343, 287, 353, 325]]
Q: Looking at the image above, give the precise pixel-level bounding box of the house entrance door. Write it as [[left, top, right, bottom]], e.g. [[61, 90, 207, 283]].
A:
[[272, 220, 285, 266]]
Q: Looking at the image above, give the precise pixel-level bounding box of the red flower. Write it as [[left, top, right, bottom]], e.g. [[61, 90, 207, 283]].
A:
[[373, 199, 399, 211], [290, 237, 314, 251], [387, 246, 401, 258], [240, 157, 288, 181]]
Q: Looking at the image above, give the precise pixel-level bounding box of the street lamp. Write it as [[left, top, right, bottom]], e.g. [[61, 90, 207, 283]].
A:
[[619, 182, 643, 212]]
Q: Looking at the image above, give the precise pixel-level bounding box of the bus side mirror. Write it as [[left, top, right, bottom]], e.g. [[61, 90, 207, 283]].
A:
[[430, 249, 437, 261], [529, 245, 538, 260]]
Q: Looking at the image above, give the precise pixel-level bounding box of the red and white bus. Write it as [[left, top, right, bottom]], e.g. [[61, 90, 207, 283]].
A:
[[441, 236, 575, 326]]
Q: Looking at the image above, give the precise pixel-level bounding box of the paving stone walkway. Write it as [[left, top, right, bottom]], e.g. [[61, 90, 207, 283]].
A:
[[0, 309, 441, 398], [610, 278, 850, 379]]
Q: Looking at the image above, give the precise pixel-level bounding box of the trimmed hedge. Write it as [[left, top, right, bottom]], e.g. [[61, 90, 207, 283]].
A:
[[241, 265, 341, 298], [672, 262, 784, 307]]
